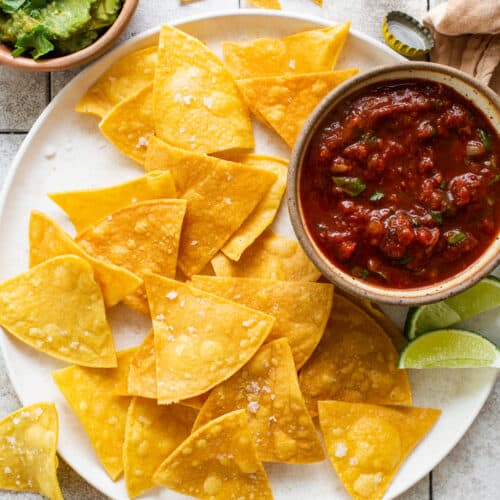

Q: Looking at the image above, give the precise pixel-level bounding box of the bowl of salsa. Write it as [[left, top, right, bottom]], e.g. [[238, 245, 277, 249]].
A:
[[288, 63, 500, 305]]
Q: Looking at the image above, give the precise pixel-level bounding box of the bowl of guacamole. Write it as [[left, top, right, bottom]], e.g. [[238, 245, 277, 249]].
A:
[[0, 0, 138, 70]]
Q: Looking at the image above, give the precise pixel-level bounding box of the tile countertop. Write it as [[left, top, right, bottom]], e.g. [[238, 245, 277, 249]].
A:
[[0, 1, 498, 499]]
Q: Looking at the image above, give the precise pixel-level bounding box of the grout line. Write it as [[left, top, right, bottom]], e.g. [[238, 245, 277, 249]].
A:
[[429, 471, 434, 499], [0, 130, 28, 135], [48, 72, 53, 102]]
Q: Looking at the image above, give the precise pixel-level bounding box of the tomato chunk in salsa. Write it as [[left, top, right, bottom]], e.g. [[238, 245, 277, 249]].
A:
[[300, 79, 499, 288]]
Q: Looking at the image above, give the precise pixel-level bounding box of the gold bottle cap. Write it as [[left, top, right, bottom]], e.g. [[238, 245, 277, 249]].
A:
[[382, 11, 434, 59]]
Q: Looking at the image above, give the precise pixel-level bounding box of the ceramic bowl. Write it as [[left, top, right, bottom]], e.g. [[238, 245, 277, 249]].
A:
[[0, 0, 139, 72], [288, 62, 500, 305]]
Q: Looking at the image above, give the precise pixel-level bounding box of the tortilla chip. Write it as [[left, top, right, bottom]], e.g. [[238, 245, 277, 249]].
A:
[[76, 46, 157, 119], [77, 199, 187, 315], [217, 153, 288, 261], [247, 0, 281, 9], [144, 273, 275, 404], [127, 331, 209, 408], [48, 170, 177, 233], [154, 25, 254, 154], [145, 138, 277, 277], [223, 22, 350, 79], [0, 255, 116, 367], [336, 288, 406, 351], [29, 211, 142, 308], [194, 339, 324, 463], [237, 69, 359, 147], [52, 349, 136, 480], [190, 275, 333, 369], [318, 401, 441, 500], [153, 410, 273, 499], [0, 403, 62, 500], [99, 83, 154, 165], [299, 295, 412, 416], [123, 397, 197, 498], [211, 230, 321, 282], [127, 330, 157, 399]]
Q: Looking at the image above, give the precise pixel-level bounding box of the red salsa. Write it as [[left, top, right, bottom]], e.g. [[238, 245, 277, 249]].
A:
[[300, 79, 500, 288]]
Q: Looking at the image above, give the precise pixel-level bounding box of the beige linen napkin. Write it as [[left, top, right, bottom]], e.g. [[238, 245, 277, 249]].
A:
[[423, 0, 500, 93]]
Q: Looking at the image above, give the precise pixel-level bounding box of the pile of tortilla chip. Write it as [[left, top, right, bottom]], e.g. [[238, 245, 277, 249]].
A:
[[0, 23, 443, 500]]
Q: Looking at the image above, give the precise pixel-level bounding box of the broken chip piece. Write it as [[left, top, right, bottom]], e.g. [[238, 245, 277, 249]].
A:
[[211, 230, 321, 282], [76, 46, 158, 119], [29, 211, 142, 308], [194, 339, 324, 464], [222, 22, 351, 79], [153, 25, 254, 154], [123, 397, 197, 498], [237, 69, 359, 148], [153, 409, 273, 499], [144, 273, 275, 404], [77, 199, 187, 314], [299, 295, 412, 416], [52, 349, 136, 480], [0, 403, 62, 500], [0, 255, 116, 367], [190, 275, 333, 369], [48, 170, 177, 233], [318, 401, 441, 500]]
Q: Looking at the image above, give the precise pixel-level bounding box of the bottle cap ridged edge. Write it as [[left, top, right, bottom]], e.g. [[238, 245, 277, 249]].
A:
[[382, 11, 434, 58]]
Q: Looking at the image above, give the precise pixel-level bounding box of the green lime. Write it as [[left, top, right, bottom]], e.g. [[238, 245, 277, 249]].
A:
[[398, 329, 500, 368], [404, 275, 500, 339]]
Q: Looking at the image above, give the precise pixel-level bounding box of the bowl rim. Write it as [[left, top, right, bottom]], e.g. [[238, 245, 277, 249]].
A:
[[0, 0, 139, 72], [288, 61, 500, 305]]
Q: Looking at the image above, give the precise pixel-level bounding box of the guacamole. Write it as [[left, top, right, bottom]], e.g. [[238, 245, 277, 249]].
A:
[[0, 0, 123, 59]]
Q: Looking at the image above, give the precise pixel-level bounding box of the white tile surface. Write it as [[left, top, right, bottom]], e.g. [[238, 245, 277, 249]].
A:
[[1, 1, 498, 500]]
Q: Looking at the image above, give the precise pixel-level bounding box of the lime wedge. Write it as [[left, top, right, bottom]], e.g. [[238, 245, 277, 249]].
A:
[[404, 276, 500, 339], [398, 329, 500, 368]]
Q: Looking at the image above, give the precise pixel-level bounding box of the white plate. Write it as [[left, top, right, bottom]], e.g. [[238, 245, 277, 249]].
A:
[[0, 10, 497, 500]]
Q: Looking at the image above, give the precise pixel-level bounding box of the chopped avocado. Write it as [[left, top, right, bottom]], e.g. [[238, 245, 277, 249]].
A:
[[0, 0, 123, 59]]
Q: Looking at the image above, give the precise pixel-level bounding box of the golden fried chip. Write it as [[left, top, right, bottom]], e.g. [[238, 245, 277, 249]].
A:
[[299, 295, 412, 416], [247, 0, 281, 9], [77, 199, 187, 314], [238, 69, 358, 147], [52, 349, 136, 480], [145, 273, 275, 404], [99, 83, 154, 165], [153, 409, 273, 499], [191, 275, 333, 369], [217, 153, 288, 261], [76, 46, 157, 118], [145, 138, 277, 277], [223, 22, 350, 79], [194, 339, 324, 464], [0, 403, 62, 500], [127, 331, 209, 408], [211, 230, 321, 282], [29, 211, 142, 308], [0, 255, 116, 367], [154, 25, 254, 154], [123, 397, 197, 498], [127, 330, 157, 399], [318, 401, 441, 500], [336, 289, 406, 351], [48, 170, 177, 233]]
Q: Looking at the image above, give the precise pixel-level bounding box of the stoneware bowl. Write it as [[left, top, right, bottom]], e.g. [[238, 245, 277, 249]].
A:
[[288, 62, 500, 305], [0, 0, 139, 72]]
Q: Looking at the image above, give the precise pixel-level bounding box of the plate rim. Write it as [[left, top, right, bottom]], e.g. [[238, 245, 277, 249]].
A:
[[0, 8, 495, 500]]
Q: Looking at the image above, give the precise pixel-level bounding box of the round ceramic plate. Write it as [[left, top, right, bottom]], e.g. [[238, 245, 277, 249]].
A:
[[0, 10, 497, 500]]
